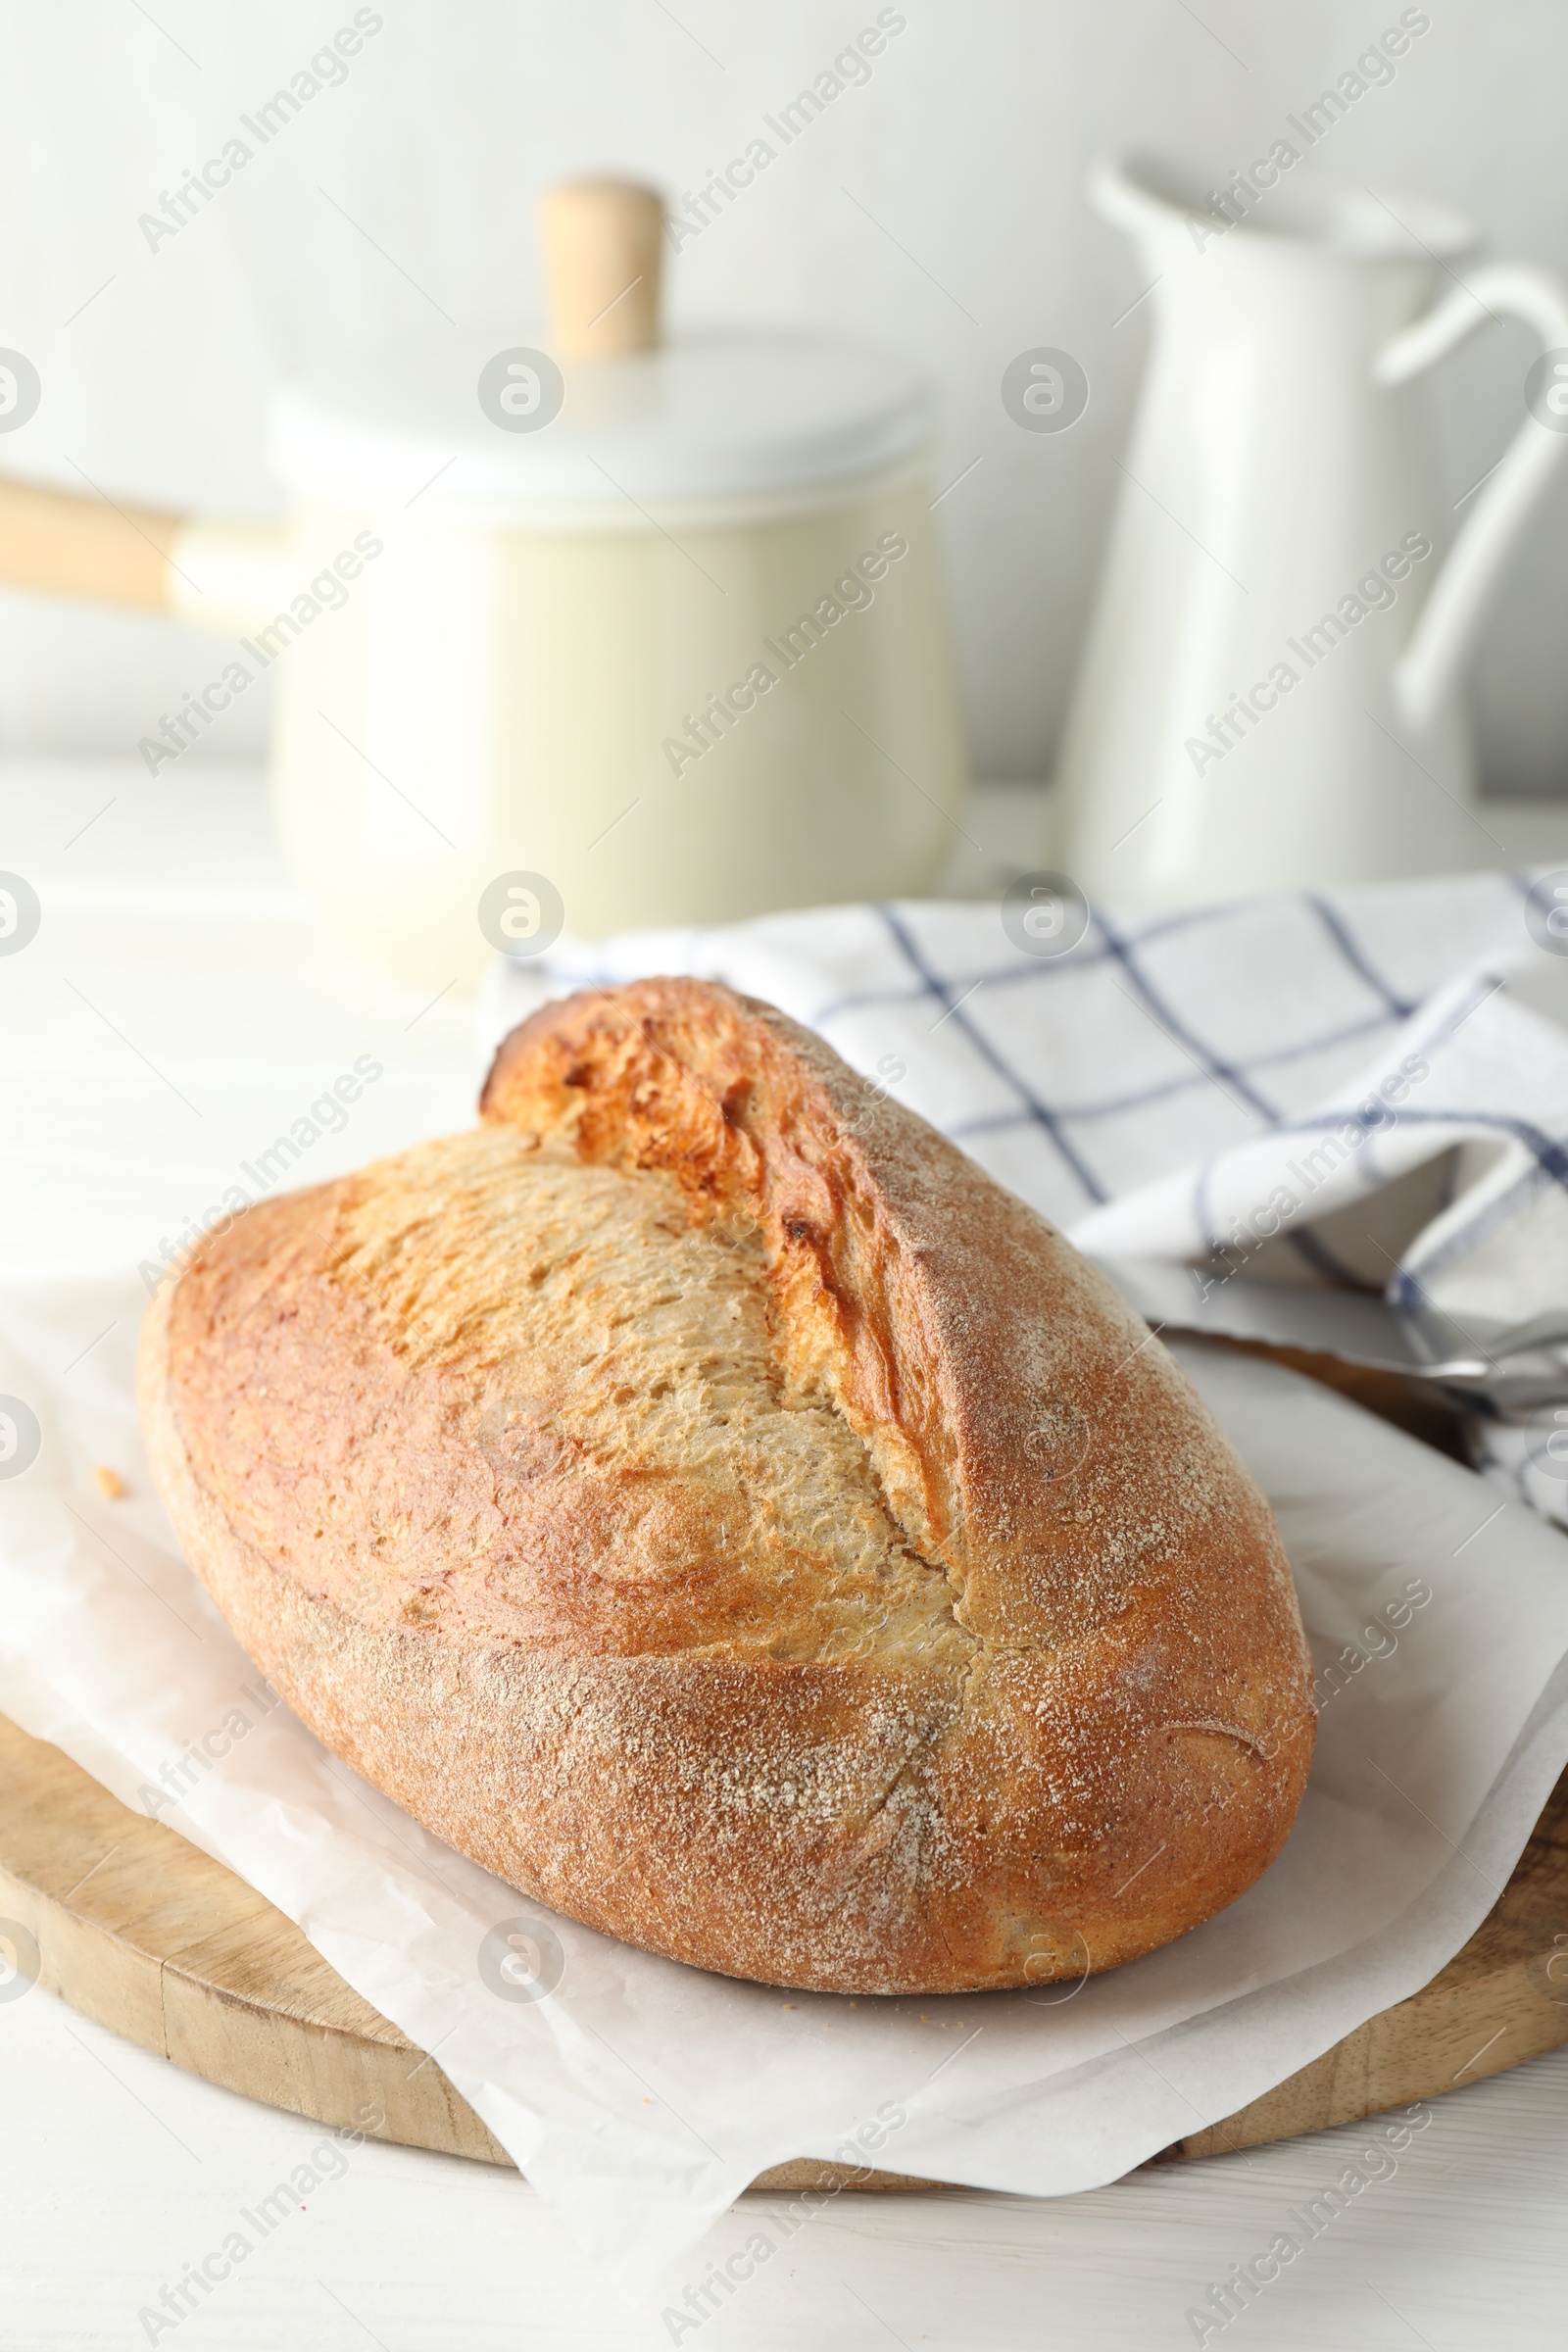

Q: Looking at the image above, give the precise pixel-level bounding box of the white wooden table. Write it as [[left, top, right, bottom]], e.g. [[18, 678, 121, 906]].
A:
[[4, 1979, 1566, 2351], [4, 757, 1567, 2349]]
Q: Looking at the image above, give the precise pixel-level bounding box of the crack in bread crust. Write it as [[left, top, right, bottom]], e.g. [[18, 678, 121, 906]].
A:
[[140, 977, 1316, 1994]]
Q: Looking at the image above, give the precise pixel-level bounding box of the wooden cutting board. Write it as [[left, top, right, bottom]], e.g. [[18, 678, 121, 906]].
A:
[[2, 1706, 1566, 2190], [0, 1294, 1557, 2189]]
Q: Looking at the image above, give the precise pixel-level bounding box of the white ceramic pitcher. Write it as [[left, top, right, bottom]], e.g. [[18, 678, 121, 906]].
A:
[[1056, 155, 1568, 906]]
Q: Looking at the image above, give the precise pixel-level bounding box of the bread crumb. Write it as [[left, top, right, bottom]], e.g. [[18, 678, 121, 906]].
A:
[[92, 1465, 125, 1500]]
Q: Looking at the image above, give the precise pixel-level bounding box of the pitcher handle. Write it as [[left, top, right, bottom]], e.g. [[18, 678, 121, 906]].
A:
[[1375, 263, 1568, 733]]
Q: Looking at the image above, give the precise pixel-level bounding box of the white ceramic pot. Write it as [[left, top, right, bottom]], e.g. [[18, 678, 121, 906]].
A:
[[167, 325, 965, 987], [0, 181, 964, 990]]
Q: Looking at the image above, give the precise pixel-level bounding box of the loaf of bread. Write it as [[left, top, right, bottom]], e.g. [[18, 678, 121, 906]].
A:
[[139, 977, 1314, 1994]]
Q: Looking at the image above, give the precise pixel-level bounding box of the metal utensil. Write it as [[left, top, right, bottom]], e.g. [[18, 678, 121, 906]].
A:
[[1091, 1256, 1568, 1418]]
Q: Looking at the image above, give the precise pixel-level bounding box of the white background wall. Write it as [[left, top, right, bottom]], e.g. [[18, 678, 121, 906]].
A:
[[0, 0, 1564, 791]]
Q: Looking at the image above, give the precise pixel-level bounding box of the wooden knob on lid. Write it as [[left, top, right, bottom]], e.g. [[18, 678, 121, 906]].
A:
[[539, 177, 664, 359]]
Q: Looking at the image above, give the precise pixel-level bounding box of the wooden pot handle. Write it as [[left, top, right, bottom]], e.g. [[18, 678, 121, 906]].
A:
[[538, 177, 664, 359], [0, 474, 184, 609]]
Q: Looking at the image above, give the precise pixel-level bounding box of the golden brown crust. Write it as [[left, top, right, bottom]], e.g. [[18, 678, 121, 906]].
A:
[[139, 977, 1314, 1993]]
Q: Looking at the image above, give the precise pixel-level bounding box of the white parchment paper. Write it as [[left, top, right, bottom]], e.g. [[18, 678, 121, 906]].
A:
[[3, 1274, 1567, 2281]]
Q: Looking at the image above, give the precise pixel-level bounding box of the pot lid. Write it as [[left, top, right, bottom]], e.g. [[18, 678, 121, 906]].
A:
[[270, 327, 932, 519]]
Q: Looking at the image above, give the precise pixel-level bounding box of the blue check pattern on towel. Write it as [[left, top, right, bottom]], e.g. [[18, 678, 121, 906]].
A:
[[480, 867, 1568, 1528]]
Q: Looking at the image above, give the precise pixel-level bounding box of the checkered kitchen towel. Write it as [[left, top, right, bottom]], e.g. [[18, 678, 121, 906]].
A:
[[479, 865, 1568, 1528]]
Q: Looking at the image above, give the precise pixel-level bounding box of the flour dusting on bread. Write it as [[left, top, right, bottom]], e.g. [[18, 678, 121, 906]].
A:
[[138, 977, 1314, 1993]]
